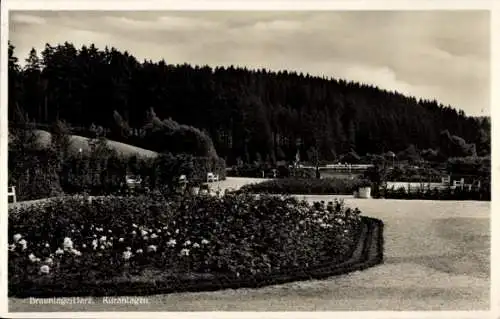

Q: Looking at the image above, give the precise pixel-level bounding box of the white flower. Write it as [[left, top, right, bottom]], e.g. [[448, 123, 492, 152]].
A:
[[175, 229, 180, 234], [108, 229, 112, 233], [131, 230, 137, 236], [45, 243, 50, 248], [344, 229, 349, 233], [167, 239, 176, 247], [99, 236, 107, 243], [193, 243, 200, 248], [136, 249, 143, 254], [55, 248, 64, 255], [8, 243, 16, 251], [93, 234, 97, 238], [140, 230, 148, 237], [201, 239, 209, 245], [106, 241, 113, 248], [132, 224, 138, 228], [147, 245, 157, 252], [180, 248, 190, 256], [13, 234, 22, 243], [118, 238, 125, 242], [45, 257, 54, 265], [28, 253, 37, 262], [150, 233, 158, 239], [184, 240, 192, 246], [82, 244, 87, 248], [71, 229, 75, 233], [122, 251, 132, 260], [18, 239, 28, 250], [40, 265, 50, 274], [63, 237, 73, 250], [162, 226, 168, 230], [100, 245, 105, 250], [71, 249, 82, 256], [92, 239, 98, 249], [157, 229, 162, 233], [125, 247, 132, 251]]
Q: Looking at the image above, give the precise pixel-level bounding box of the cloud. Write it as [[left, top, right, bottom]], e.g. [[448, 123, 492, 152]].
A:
[[10, 13, 46, 25], [102, 15, 223, 31], [8, 11, 490, 116]]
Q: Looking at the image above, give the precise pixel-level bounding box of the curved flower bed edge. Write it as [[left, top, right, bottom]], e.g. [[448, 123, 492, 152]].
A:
[[9, 216, 384, 298]]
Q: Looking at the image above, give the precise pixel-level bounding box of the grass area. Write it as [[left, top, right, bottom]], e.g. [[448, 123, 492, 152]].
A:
[[33, 130, 158, 159]]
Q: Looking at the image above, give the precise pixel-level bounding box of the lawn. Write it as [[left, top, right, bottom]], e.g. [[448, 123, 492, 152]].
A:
[[32, 130, 158, 158]]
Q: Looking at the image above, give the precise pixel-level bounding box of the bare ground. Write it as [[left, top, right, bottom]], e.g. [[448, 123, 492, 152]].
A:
[[8, 178, 490, 311]]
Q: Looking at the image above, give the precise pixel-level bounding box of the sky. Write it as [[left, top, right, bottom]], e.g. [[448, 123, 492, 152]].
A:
[[9, 10, 490, 116]]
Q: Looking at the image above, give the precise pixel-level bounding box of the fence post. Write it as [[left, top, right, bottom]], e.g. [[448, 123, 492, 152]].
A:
[[8, 186, 17, 204]]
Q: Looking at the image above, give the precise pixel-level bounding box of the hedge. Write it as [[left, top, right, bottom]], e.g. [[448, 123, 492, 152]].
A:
[[373, 185, 490, 201], [239, 177, 368, 195], [9, 148, 227, 201]]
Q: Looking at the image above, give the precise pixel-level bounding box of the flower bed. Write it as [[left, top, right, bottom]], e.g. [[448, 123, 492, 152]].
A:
[[8, 194, 372, 297], [239, 177, 368, 195]]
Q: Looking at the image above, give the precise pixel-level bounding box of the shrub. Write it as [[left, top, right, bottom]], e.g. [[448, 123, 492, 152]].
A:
[[8, 194, 362, 285], [60, 152, 226, 196], [8, 148, 63, 201], [10, 135, 227, 200], [239, 177, 366, 195], [290, 167, 316, 179], [373, 185, 490, 201]]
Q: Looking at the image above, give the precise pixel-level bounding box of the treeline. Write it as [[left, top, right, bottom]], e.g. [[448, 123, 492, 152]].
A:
[[8, 41, 490, 165]]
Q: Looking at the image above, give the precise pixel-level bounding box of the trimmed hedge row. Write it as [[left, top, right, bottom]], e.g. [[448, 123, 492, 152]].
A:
[[373, 186, 490, 201], [239, 177, 368, 195], [9, 216, 383, 298]]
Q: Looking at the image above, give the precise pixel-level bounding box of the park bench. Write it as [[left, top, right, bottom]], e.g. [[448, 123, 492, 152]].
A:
[[8, 186, 16, 203], [125, 175, 142, 188], [207, 172, 219, 183], [441, 175, 451, 185]]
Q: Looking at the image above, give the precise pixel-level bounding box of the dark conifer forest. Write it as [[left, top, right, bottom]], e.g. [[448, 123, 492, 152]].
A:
[[8, 41, 491, 165]]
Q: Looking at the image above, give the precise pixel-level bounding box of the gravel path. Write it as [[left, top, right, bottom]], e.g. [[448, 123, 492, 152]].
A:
[[8, 178, 490, 311]]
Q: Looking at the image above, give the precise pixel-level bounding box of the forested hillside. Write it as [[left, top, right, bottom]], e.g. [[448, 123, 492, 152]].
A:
[[8, 41, 490, 165]]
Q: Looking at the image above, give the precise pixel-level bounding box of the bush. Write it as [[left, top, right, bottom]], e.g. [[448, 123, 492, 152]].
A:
[[8, 194, 362, 288], [239, 177, 366, 195], [385, 165, 442, 183], [59, 152, 226, 196], [8, 148, 63, 201], [290, 167, 316, 179], [10, 143, 227, 200], [373, 185, 490, 201]]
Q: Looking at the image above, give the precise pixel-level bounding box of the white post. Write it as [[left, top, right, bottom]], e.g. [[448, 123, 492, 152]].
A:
[[12, 186, 16, 204]]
